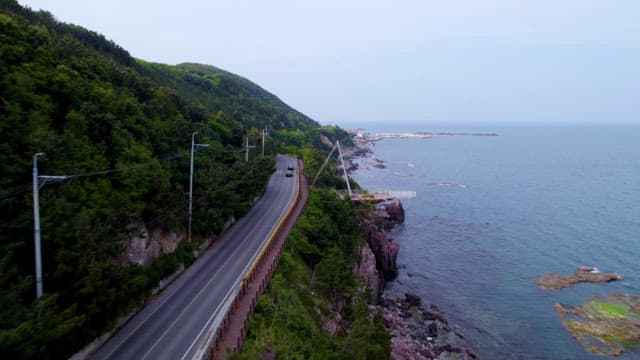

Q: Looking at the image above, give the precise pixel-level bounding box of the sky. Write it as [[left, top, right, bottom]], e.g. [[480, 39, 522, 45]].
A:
[[18, 0, 640, 125]]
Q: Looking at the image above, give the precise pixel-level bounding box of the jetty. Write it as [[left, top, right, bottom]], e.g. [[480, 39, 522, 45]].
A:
[[368, 132, 431, 141], [353, 129, 498, 146]]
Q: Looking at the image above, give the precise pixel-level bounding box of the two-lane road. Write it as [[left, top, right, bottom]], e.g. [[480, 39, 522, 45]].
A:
[[92, 155, 299, 359]]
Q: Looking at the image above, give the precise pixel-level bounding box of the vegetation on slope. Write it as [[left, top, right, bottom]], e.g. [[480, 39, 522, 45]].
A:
[[235, 189, 390, 359], [0, 0, 366, 358], [0, 1, 358, 358]]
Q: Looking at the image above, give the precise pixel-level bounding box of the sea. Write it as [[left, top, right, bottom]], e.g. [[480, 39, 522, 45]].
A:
[[348, 123, 640, 360]]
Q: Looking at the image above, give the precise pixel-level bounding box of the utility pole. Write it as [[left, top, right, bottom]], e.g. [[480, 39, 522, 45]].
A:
[[32, 153, 44, 299], [244, 136, 255, 162], [189, 132, 209, 242], [336, 141, 352, 198], [261, 127, 267, 157], [32, 153, 67, 299]]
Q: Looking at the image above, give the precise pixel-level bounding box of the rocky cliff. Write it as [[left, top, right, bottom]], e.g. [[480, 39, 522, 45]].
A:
[[121, 223, 184, 266], [354, 200, 404, 298], [382, 199, 405, 231]]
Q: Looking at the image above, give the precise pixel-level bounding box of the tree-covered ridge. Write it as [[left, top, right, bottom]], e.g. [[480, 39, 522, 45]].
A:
[[0, 1, 339, 358], [136, 61, 318, 132]]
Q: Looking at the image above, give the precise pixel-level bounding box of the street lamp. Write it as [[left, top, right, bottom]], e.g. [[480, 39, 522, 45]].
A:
[[188, 132, 209, 242]]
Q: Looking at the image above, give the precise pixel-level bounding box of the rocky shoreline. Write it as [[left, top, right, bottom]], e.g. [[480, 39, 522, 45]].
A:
[[376, 292, 477, 360], [343, 136, 477, 359], [353, 193, 475, 359]]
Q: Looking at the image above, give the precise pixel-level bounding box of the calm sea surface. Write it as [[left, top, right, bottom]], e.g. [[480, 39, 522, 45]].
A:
[[349, 123, 640, 359]]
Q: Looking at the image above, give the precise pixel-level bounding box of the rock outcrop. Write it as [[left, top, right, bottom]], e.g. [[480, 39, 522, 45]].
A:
[[382, 199, 405, 231], [555, 292, 640, 356], [365, 223, 400, 280], [355, 198, 404, 294], [353, 243, 383, 297], [536, 266, 621, 290], [121, 223, 184, 266], [370, 199, 405, 279]]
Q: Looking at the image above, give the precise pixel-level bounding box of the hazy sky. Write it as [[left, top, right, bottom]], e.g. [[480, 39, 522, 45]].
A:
[[19, 1, 640, 124]]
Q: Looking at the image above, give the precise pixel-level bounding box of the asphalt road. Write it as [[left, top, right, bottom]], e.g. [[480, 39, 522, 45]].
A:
[[91, 155, 299, 360]]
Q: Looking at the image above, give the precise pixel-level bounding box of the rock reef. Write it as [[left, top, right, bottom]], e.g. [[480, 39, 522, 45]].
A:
[[375, 292, 475, 360], [536, 266, 621, 290], [555, 293, 640, 356]]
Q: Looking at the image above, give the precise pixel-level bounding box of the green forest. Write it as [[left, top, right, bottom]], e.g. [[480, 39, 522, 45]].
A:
[[0, 1, 359, 358]]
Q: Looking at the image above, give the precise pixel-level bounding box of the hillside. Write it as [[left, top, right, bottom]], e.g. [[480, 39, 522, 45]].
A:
[[0, 1, 339, 358]]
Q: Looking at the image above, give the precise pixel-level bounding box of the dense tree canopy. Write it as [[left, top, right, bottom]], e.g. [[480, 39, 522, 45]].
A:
[[0, 1, 359, 358]]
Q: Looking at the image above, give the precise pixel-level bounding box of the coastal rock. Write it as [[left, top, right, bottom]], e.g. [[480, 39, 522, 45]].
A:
[[365, 222, 399, 280], [405, 292, 421, 307], [435, 343, 462, 354], [426, 322, 438, 338], [555, 292, 640, 356], [536, 266, 621, 290], [353, 243, 383, 297], [382, 199, 405, 230], [466, 349, 478, 359], [380, 294, 475, 360]]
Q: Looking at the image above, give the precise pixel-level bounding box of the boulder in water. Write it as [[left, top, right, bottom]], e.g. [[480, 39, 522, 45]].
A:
[[536, 266, 621, 290]]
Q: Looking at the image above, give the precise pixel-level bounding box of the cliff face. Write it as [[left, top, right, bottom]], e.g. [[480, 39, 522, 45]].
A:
[[382, 199, 405, 231], [366, 223, 400, 280], [353, 243, 382, 297], [120, 224, 184, 266], [354, 200, 404, 298]]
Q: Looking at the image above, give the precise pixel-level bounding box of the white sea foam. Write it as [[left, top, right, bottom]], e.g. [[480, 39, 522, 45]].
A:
[[428, 182, 467, 188]]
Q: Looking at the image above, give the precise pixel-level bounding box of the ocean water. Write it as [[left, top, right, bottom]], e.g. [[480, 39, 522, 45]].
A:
[[349, 123, 640, 359]]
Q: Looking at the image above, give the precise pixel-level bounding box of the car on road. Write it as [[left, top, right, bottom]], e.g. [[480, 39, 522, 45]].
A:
[[287, 164, 295, 170]]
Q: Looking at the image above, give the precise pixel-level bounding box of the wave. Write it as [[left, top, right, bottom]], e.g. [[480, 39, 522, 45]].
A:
[[428, 182, 467, 188]]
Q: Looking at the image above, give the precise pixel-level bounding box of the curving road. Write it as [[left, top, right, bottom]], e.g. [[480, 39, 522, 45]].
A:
[[91, 155, 299, 360]]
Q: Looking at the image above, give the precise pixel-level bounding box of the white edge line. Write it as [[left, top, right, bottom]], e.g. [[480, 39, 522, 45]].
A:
[[184, 159, 299, 360]]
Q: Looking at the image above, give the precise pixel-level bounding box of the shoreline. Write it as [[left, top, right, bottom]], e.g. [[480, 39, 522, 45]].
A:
[[347, 140, 477, 359]]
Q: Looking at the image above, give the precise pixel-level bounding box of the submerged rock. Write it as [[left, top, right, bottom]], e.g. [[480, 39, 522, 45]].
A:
[[555, 292, 640, 356], [536, 266, 621, 290]]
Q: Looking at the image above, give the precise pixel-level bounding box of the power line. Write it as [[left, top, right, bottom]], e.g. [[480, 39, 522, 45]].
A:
[[0, 183, 34, 199], [64, 154, 185, 179], [0, 153, 188, 200]]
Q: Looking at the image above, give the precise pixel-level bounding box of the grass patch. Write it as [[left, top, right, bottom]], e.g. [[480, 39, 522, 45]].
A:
[[588, 300, 628, 319]]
